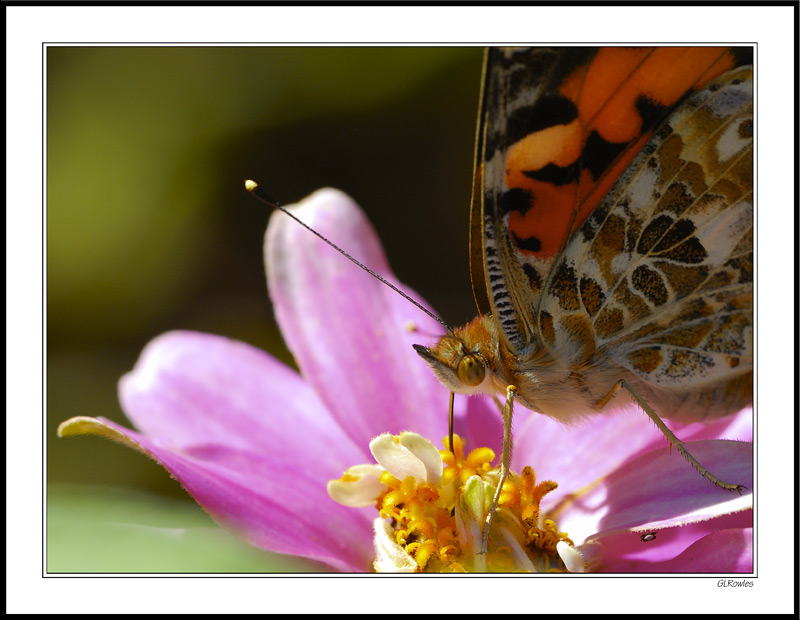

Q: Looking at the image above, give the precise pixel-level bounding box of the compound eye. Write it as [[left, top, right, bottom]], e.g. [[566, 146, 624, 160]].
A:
[[456, 353, 485, 387]]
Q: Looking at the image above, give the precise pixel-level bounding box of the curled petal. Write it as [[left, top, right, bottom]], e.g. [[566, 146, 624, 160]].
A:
[[557, 541, 585, 573], [327, 464, 385, 508], [552, 439, 752, 549], [398, 432, 443, 485], [519, 408, 753, 517], [582, 509, 752, 571], [373, 518, 417, 572], [595, 527, 753, 573], [369, 433, 430, 483], [58, 416, 373, 572]]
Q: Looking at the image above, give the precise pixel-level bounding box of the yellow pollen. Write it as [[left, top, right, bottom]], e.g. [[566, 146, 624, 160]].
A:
[[379, 471, 400, 487], [380, 489, 405, 511], [370, 434, 575, 573], [439, 467, 458, 486], [412, 539, 439, 569], [416, 484, 439, 503], [439, 544, 459, 560], [466, 446, 495, 469], [498, 478, 520, 508], [521, 503, 539, 526], [408, 517, 435, 540]]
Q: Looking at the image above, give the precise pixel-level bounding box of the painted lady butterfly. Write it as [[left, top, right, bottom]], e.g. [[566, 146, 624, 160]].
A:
[[413, 47, 753, 544]]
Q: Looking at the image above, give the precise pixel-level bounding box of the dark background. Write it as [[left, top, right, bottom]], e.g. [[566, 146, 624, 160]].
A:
[[46, 47, 485, 570]]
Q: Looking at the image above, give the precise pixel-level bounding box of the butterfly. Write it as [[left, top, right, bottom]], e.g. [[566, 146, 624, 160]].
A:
[[413, 47, 753, 548]]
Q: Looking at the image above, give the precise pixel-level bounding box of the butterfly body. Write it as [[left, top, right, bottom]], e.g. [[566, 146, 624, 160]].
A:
[[416, 313, 601, 422], [416, 47, 752, 428]]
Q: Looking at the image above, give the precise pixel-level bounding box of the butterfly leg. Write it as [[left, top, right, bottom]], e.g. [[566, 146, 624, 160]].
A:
[[597, 380, 744, 493], [481, 384, 517, 554]]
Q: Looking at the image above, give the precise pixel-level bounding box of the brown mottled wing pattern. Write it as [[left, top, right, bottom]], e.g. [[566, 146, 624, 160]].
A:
[[539, 65, 753, 405], [474, 47, 753, 394]]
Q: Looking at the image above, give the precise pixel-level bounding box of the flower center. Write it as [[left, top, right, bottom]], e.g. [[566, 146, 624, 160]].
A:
[[375, 435, 573, 572]]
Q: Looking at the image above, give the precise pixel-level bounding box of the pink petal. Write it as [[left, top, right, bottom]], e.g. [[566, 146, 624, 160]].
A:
[[119, 330, 368, 483], [265, 189, 451, 449], [554, 439, 752, 546], [670, 407, 753, 443], [584, 509, 752, 569], [460, 394, 504, 458], [659, 528, 753, 573], [514, 406, 752, 512], [58, 416, 373, 572], [596, 527, 753, 573], [514, 408, 674, 508]]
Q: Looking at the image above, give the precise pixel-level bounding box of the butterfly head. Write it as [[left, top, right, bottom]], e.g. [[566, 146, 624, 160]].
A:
[[413, 315, 503, 396]]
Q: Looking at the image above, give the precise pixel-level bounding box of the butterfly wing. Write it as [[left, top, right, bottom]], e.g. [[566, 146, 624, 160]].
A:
[[471, 47, 588, 349], [472, 47, 753, 362], [539, 65, 753, 418]]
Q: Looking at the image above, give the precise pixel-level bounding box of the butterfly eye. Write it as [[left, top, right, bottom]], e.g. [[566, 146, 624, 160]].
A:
[[456, 353, 485, 387]]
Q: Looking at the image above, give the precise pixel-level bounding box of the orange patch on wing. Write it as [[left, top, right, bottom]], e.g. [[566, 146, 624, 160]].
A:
[[569, 47, 652, 143], [500, 47, 739, 262], [504, 121, 584, 257], [571, 49, 735, 241], [574, 47, 736, 144], [506, 120, 584, 175], [506, 181, 576, 258]]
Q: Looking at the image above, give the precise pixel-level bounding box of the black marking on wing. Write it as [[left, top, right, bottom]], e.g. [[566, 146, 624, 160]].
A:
[[581, 131, 631, 181], [523, 160, 581, 186], [498, 187, 534, 217], [503, 96, 578, 149], [511, 231, 542, 253]]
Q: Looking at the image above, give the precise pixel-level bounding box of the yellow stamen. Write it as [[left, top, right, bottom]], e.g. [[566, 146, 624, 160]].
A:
[[367, 434, 574, 572], [465, 447, 495, 469]]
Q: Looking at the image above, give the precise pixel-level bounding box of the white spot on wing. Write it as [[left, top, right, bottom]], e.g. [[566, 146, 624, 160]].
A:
[[716, 119, 750, 162]]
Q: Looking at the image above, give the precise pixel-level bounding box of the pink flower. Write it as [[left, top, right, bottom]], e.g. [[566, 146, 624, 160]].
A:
[[511, 406, 752, 572], [59, 188, 752, 573]]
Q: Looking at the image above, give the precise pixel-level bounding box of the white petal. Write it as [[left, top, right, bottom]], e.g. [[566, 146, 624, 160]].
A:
[[398, 432, 443, 485], [496, 523, 536, 572], [557, 541, 585, 573], [327, 464, 385, 507], [372, 518, 417, 573], [369, 433, 428, 482]]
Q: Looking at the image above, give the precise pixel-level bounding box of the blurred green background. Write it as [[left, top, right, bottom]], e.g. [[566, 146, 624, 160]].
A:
[[47, 46, 484, 572]]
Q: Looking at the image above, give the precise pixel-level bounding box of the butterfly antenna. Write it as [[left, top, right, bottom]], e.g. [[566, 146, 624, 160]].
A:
[[448, 391, 455, 457], [245, 180, 453, 334]]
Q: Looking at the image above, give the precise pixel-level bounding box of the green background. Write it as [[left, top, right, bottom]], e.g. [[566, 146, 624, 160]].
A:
[[47, 46, 484, 572]]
